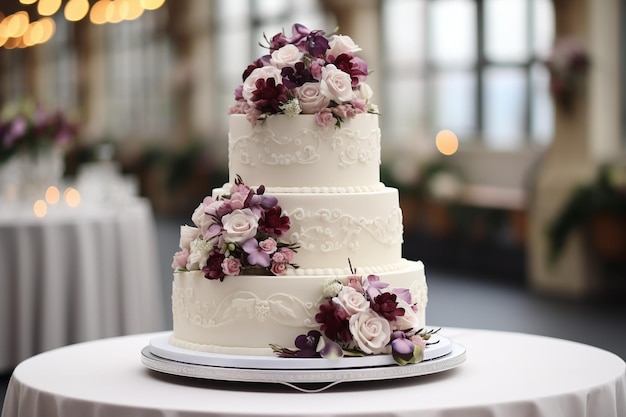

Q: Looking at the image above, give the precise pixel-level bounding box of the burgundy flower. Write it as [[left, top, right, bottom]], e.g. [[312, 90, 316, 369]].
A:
[[371, 292, 405, 321], [269, 32, 289, 52], [333, 53, 368, 87], [242, 57, 269, 81], [315, 301, 351, 342], [202, 251, 226, 281], [258, 205, 290, 236], [250, 78, 289, 113], [281, 62, 314, 89]]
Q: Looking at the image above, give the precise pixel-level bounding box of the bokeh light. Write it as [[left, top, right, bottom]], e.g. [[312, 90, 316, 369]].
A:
[[435, 130, 459, 156], [33, 200, 48, 218], [64, 187, 81, 207], [45, 185, 60, 204]]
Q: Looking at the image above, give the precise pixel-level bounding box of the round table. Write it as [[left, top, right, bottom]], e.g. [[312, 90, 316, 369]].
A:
[[2, 328, 625, 417], [0, 199, 166, 372]]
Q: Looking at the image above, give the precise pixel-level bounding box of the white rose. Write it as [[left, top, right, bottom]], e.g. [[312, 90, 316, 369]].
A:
[[296, 82, 331, 114], [354, 82, 374, 102], [221, 208, 259, 243], [392, 299, 422, 332], [179, 225, 199, 250], [270, 44, 303, 69], [187, 238, 212, 270], [320, 64, 354, 103], [349, 310, 391, 355], [242, 66, 283, 106], [333, 287, 369, 316], [327, 35, 361, 58]]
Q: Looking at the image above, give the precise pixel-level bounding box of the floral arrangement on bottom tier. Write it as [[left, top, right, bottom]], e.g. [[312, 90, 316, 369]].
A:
[[271, 271, 437, 366]]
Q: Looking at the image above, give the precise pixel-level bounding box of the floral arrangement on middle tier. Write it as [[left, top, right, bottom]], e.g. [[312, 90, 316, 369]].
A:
[[171, 177, 299, 280], [228, 23, 378, 127], [272, 270, 436, 366]]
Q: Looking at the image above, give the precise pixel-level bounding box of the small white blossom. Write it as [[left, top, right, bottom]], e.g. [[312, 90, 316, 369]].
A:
[[323, 278, 344, 298], [279, 99, 302, 117]]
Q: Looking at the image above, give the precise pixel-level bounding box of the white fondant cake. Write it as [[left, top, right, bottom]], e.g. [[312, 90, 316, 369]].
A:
[[170, 24, 429, 363]]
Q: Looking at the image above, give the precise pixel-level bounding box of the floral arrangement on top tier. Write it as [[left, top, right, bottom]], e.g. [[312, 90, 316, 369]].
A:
[[271, 265, 436, 366], [172, 176, 299, 280], [228, 23, 378, 127], [0, 100, 76, 164]]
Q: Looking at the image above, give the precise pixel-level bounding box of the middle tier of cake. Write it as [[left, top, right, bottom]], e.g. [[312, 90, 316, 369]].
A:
[[212, 186, 404, 275]]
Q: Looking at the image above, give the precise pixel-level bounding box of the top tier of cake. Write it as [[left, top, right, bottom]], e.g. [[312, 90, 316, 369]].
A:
[[228, 113, 381, 192]]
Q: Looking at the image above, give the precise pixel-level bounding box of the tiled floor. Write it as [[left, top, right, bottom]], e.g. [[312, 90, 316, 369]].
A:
[[2, 217, 625, 411]]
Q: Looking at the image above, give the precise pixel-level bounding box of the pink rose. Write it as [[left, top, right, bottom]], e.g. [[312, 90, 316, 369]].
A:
[[332, 104, 357, 120], [221, 208, 259, 243], [270, 44, 303, 68], [270, 261, 288, 275], [221, 257, 241, 275], [242, 66, 283, 106], [296, 82, 331, 114], [315, 108, 336, 128], [229, 192, 248, 210], [327, 35, 361, 59], [333, 287, 369, 316], [171, 248, 190, 270], [349, 310, 392, 355], [341, 274, 364, 292], [279, 248, 295, 263], [320, 64, 355, 103], [309, 59, 325, 81], [191, 197, 219, 236], [259, 237, 277, 254]]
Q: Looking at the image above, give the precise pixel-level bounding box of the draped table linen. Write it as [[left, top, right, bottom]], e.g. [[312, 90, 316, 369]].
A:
[[2, 328, 625, 417], [0, 199, 166, 372]]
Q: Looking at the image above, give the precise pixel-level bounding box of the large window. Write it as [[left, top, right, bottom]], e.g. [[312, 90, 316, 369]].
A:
[[383, 0, 555, 150], [104, 10, 173, 141]]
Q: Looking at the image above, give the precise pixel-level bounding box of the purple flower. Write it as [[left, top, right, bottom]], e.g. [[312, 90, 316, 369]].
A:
[[281, 62, 314, 89], [365, 274, 389, 300], [242, 238, 270, 267], [293, 330, 321, 357], [391, 331, 424, 365]]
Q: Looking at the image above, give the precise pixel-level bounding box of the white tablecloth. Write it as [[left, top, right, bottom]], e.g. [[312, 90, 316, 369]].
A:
[[2, 328, 625, 417], [0, 200, 166, 372]]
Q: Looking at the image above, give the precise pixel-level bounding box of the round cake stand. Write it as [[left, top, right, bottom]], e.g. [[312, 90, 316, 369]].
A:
[[141, 335, 466, 393]]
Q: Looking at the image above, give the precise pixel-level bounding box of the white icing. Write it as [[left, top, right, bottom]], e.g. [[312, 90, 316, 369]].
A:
[[171, 262, 427, 355], [229, 114, 381, 189]]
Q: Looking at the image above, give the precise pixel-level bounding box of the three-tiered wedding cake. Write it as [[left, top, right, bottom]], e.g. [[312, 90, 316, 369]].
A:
[[170, 24, 428, 364]]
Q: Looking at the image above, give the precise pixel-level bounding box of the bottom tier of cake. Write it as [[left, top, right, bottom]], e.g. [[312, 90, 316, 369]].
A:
[[170, 259, 428, 355]]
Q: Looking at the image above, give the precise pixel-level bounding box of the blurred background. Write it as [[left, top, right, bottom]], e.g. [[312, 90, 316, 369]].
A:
[[0, 0, 625, 386]]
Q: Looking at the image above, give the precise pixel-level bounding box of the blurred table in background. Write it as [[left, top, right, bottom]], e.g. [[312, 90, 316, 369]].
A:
[[0, 164, 166, 372]]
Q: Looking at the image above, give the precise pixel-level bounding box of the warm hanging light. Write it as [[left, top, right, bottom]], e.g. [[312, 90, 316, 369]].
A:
[[38, 0, 62, 17], [105, 1, 124, 23], [141, 0, 165, 11], [20, 0, 39, 4], [89, 0, 110, 25], [125, 0, 144, 20], [8, 11, 30, 38], [38, 16, 55, 43], [64, 0, 90, 22]]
